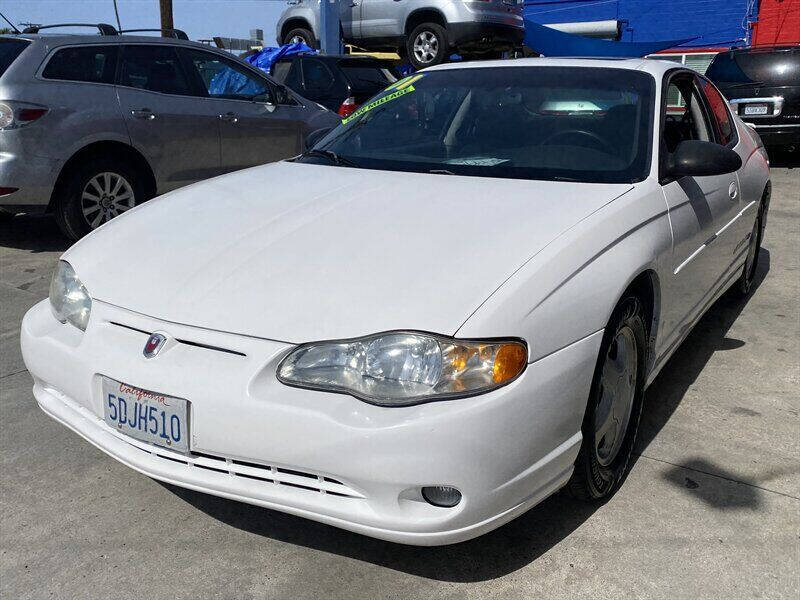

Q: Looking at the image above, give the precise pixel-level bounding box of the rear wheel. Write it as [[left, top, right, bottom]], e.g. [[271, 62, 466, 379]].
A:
[[567, 296, 647, 501], [283, 27, 316, 48], [54, 157, 145, 240], [407, 23, 449, 70]]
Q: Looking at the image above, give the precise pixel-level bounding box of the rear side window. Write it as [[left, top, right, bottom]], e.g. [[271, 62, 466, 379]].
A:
[[339, 61, 395, 93], [0, 38, 30, 77], [302, 59, 335, 92], [271, 61, 292, 83], [42, 45, 118, 84], [699, 77, 736, 146], [119, 45, 191, 95]]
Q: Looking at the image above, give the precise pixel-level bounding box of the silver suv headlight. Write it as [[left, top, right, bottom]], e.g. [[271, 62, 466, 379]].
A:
[[49, 261, 92, 331], [277, 331, 527, 406]]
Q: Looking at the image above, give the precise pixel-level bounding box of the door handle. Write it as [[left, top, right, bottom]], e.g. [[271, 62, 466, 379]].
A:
[[218, 112, 239, 124], [131, 108, 155, 120]]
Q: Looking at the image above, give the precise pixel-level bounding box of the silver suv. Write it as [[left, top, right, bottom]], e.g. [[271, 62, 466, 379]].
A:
[[0, 26, 339, 239], [276, 0, 524, 70]]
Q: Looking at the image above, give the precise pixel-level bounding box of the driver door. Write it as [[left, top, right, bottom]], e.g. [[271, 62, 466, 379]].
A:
[[179, 48, 303, 173], [660, 72, 742, 348]]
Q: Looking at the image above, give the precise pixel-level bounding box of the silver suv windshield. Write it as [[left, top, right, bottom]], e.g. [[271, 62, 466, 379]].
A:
[[305, 66, 655, 184]]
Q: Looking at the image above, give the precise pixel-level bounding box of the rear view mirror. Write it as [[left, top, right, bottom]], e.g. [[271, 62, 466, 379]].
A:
[[667, 140, 742, 178]]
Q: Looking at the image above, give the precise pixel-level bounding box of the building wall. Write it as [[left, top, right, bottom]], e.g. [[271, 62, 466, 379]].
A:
[[752, 0, 800, 44], [524, 0, 758, 49]]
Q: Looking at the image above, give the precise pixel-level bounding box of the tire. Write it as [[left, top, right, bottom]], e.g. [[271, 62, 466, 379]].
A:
[[283, 27, 316, 49], [407, 23, 449, 70], [733, 206, 763, 297], [54, 157, 145, 240], [567, 296, 647, 501]]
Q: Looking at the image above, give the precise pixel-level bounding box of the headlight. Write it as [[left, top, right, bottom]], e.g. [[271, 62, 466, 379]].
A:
[[277, 331, 527, 406], [49, 261, 92, 331]]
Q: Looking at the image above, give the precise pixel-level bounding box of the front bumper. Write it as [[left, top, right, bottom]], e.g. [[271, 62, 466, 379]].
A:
[[21, 299, 601, 545]]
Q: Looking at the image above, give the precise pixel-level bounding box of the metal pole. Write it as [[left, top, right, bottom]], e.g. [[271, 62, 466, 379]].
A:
[[319, 0, 342, 55], [112, 0, 122, 32], [159, 0, 174, 36]]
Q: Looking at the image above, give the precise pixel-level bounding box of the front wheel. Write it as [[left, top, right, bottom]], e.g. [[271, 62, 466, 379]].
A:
[[283, 28, 316, 49], [407, 23, 449, 70], [567, 296, 647, 501]]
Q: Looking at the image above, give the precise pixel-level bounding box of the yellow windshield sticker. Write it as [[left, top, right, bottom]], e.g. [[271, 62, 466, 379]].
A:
[[384, 73, 424, 92], [341, 84, 417, 125]]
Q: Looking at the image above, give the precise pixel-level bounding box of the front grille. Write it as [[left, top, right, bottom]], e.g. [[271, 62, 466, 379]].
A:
[[108, 320, 247, 357], [108, 424, 363, 499]]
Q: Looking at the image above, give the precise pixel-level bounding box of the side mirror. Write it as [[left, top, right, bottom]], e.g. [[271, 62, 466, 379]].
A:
[[667, 140, 742, 178]]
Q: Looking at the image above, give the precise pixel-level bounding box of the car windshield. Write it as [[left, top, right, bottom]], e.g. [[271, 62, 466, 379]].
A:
[[304, 66, 655, 184]]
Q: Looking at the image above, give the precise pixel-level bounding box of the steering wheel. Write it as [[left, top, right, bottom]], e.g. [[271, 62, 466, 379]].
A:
[[540, 129, 613, 154]]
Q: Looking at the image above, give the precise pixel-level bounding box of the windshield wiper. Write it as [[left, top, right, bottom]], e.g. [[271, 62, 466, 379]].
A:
[[300, 149, 359, 168], [429, 169, 456, 175]]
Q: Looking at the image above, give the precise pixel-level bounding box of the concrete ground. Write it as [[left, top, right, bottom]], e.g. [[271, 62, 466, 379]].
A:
[[1, 157, 798, 600]]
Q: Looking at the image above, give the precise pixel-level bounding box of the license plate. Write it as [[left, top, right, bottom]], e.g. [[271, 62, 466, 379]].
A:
[[102, 377, 189, 452], [744, 104, 768, 115]]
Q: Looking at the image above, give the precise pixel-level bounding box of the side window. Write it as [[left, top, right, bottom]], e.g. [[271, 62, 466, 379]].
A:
[[302, 59, 335, 93], [273, 60, 301, 90], [662, 76, 713, 154], [42, 46, 118, 84], [699, 77, 736, 146], [119, 45, 191, 95], [181, 49, 271, 101]]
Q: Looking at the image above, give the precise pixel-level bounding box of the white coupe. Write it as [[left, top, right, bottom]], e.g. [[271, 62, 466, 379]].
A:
[[22, 58, 770, 545]]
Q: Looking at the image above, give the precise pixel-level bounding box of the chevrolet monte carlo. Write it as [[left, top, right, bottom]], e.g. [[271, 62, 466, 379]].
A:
[[21, 58, 770, 545]]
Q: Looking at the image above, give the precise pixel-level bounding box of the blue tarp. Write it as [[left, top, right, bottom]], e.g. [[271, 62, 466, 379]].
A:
[[523, 19, 695, 58], [207, 43, 316, 96], [244, 42, 317, 73]]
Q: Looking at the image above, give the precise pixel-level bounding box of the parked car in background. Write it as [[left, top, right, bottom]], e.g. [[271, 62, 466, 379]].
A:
[[22, 58, 769, 545], [271, 54, 397, 117], [0, 26, 339, 239], [706, 45, 800, 151], [276, 0, 525, 70]]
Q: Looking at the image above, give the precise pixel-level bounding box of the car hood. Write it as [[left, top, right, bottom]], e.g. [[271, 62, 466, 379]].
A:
[[64, 162, 632, 343]]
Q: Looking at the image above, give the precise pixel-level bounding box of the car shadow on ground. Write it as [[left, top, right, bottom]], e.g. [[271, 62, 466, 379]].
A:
[[161, 252, 773, 582], [0, 213, 71, 253]]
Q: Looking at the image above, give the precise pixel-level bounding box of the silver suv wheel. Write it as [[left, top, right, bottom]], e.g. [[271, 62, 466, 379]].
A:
[[413, 30, 440, 65], [81, 172, 136, 228]]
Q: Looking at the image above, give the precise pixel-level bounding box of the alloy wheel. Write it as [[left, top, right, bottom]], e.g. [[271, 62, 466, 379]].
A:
[[81, 172, 136, 229], [594, 325, 638, 466], [413, 31, 439, 64]]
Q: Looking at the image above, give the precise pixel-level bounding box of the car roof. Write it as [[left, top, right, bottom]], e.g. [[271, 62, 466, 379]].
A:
[[0, 32, 212, 50], [425, 56, 691, 77]]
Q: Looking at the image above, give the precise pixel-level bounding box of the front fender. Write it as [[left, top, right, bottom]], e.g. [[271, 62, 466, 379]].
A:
[[456, 181, 672, 365]]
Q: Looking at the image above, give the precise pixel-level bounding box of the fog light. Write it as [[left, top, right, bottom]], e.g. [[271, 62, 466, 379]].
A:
[[421, 486, 462, 508]]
